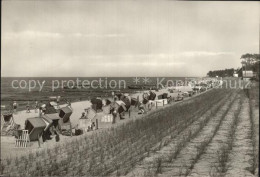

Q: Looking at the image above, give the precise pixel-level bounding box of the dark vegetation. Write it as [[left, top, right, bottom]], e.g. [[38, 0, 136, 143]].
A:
[[207, 68, 235, 77]]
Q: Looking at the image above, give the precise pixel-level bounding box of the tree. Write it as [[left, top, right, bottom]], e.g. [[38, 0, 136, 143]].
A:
[[241, 53, 260, 66]]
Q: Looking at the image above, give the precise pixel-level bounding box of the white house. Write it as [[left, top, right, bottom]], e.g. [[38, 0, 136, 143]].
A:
[[242, 70, 255, 78], [233, 71, 238, 77]]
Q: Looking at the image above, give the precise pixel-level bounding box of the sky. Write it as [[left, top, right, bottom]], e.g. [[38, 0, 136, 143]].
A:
[[2, 1, 259, 77]]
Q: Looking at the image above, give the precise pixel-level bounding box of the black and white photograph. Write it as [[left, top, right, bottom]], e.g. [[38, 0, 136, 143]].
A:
[[1, 1, 259, 176]]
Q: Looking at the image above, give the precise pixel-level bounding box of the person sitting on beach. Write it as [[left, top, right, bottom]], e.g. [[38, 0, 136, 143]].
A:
[[26, 101, 30, 113], [147, 100, 156, 110], [87, 126, 92, 132], [91, 122, 95, 130], [80, 112, 86, 119], [84, 107, 92, 117], [138, 103, 146, 114]]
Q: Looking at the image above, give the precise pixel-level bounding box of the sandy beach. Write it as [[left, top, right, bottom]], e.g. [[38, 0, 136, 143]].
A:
[[1, 85, 202, 159]]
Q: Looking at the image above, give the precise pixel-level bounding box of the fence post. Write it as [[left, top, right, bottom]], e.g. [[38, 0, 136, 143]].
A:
[[15, 130, 29, 148], [112, 114, 116, 124], [96, 119, 98, 130], [70, 123, 72, 137]]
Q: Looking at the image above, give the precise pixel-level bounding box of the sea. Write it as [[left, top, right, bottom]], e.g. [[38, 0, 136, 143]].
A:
[[1, 77, 203, 104], [1, 77, 202, 92]]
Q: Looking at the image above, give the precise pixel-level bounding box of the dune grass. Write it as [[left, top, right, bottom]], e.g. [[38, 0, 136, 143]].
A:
[[0, 88, 235, 176], [248, 83, 259, 175]]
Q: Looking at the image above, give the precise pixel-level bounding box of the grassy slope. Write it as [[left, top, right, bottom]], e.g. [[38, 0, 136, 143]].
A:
[[1, 88, 231, 176]]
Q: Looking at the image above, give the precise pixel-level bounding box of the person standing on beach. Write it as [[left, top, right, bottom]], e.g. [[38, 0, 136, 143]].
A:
[[112, 109, 117, 124], [13, 101, 17, 113], [56, 96, 61, 109], [35, 101, 38, 113], [42, 107, 46, 115], [26, 101, 30, 113], [66, 99, 73, 111], [112, 91, 115, 101]]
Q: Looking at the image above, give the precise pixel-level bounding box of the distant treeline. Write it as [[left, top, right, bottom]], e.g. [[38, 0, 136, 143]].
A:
[[207, 68, 235, 77], [207, 53, 260, 78]]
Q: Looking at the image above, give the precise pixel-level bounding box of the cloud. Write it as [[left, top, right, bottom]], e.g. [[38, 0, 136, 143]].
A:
[[81, 52, 234, 61], [2, 1, 258, 77], [3, 31, 63, 39], [90, 61, 185, 66], [78, 54, 186, 67], [2, 31, 126, 39], [72, 33, 125, 38], [179, 51, 234, 57]]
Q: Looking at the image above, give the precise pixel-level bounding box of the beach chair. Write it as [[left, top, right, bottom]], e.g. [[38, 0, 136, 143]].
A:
[[15, 130, 30, 148], [1, 113, 15, 131]]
